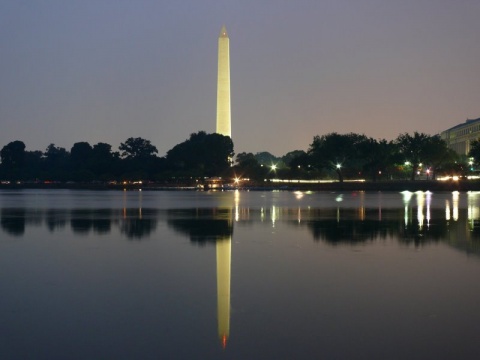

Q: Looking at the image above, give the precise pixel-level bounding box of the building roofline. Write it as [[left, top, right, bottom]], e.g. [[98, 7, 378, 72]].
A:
[[443, 117, 480, 132]]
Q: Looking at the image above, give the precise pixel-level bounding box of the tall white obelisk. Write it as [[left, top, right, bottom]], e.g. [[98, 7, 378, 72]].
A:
[[216, 25, 231, 137]]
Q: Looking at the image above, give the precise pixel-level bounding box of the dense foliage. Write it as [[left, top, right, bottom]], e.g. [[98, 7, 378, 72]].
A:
[[231, 132, 463, 182], [166, 131, 234, 177], [0, 130, 469, 184], [0, 132, 233, 183]]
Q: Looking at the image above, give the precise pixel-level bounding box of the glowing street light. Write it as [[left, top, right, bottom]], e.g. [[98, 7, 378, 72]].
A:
[[336, 164, 341, 169]]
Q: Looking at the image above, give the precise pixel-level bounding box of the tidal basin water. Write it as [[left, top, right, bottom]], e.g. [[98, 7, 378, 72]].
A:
[[1, 189, 480, 359]]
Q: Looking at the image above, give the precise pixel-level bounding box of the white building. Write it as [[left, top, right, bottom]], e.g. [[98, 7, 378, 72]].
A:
[[441, 117, 480, 155]]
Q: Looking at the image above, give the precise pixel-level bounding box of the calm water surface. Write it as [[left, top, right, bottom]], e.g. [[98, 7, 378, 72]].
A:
[[1, 189, 480, 359]]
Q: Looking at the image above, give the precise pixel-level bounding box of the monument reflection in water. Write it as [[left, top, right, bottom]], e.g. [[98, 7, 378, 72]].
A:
[[2, 190, 480, 358], [216, 232, 231, 348], [166, 192, 238, 349]]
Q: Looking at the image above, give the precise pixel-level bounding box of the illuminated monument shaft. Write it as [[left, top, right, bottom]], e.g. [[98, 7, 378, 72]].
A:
[[215, 27, 232, 347], [216, 25, 231, 137]]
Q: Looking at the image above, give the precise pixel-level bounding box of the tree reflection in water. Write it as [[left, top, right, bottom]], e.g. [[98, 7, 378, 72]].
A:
[[167, 208, 233, 244], [0, 208, 26, 236], [119, 208, 158, 239], [45, 209, 67, 232], [1, 198, 480, 255], [0, 207, 158, 240], [166, 208, 233, 348], [69, 209, 114, 235]]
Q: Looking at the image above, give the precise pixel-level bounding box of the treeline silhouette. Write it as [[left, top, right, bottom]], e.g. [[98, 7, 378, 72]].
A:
[[1, 130, 477, 183], [0, 131, 233, 183], [236, 132, 466, 182]]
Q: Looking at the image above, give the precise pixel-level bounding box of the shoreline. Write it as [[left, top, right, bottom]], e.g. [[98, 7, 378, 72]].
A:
[[1, 180, 480, 192]]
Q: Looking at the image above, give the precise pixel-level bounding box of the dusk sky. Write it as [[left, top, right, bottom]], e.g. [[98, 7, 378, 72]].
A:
[[1, 0, 479, 157]]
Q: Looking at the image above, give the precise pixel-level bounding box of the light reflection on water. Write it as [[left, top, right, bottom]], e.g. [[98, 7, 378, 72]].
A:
[[1, 189, 480, 359]]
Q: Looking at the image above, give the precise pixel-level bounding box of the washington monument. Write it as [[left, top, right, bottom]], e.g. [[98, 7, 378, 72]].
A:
[[216, 25, 231, 137]]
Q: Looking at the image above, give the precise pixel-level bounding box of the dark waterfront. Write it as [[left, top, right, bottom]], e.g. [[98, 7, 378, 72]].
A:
[[3, 179, 480, 193], [1, 189, 480, 359]]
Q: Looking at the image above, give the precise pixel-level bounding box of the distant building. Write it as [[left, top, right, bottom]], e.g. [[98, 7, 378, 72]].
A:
[[441, 117, 480, 155]]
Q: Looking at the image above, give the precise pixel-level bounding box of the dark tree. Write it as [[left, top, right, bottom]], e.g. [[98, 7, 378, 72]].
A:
[[254, 151, 282, 167], [308, 132, 368, 182], [43, 144, 70, 180], [234, 152, 266, 180], [23, 150, 43, 180], [282, 150, 306, 167], [91, 142, 120, 179], [423, 135, 457, 179], [119, 137, 158, 159], [236, 152, 259, 167], [93, 142, 116, 158], [468, 140, 480, 166], [70, 142, 95, 181], [118, 138, 160, 180], [284, 150, 316, 179], [395, 132, 431, 180], [1, 140, 26, 169], [70, 142, 93, 165], [166, 131, 234, 177], [45, 144, 69, 161], [357, 138, 398, 181]]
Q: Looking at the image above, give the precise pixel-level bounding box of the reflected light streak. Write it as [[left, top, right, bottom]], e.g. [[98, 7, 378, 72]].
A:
[[358, 206, 365, 221], [416, 191, 425, 230], [294, 191, 304, 200], [402, 191, 413, 205], [234, 190, 240, 222], [356, 191, 365, 221], [468, 191, 480, 220], [426, 191, 432, 228], [138, 191, 143, 219], [445, 200, 451, 221], [402, 191, 413, 227], [467, 191, 480, 229], [452, 191, 459, 221]]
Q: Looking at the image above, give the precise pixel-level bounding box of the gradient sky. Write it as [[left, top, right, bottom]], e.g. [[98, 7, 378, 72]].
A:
[[1, 0, 479, 157]]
